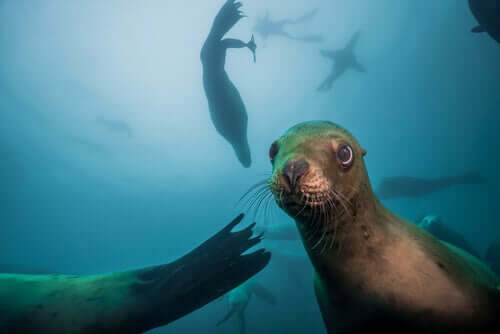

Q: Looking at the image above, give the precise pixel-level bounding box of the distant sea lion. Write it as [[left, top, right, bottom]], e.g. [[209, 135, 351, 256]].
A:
[[469, 0, 500, 43], [201, 0, 255, 168], [264, 121, 499, 333], [416, 215, 481, 259], [253, 9, 323, 45], [216, 278, 276, 334], [377, 171, 484, 200], [0, 214, 270, 333], [317, 31, 365, 92]]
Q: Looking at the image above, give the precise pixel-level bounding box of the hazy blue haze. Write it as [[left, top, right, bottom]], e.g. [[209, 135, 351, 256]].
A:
[[1, 0, 499, 333]]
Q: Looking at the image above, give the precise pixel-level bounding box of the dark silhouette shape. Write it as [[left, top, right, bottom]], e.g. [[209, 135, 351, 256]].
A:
[[317, 31, 366, 92], [201, 0, 255, 168], [253, 9, 323, 45], [377, 171, 484, 200], [416, 215, 481, 259], [95, 117, 133, 138], [469, 0, 500, 43], [0, 214, 271, 333], [216, 279, 276, 334], [485, 238, 500, 276]]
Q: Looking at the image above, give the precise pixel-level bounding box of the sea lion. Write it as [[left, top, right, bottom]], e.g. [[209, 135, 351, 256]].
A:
[[317, 31, 366, 92], [201, 0, 256, 168], [0, 214, 270, 333], [216, 278, 276, 334], [469, 0, 500, 43], [377, 171, 484, 200], [263, 121, 499, 333], [416, 215, 481, 259], [253, 9, 323, 46]]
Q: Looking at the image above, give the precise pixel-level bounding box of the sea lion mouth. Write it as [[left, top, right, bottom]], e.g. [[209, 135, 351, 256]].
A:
[[271, 184, 346, 220]]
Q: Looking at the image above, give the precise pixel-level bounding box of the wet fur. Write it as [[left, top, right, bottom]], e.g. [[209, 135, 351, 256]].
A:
[[268, 121, 500, 333], [0, 215, 270, 333]]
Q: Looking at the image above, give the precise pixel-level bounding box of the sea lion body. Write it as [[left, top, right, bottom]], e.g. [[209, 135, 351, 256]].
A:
[[201, 0, 254, 167], [267, 121, 500, 333], [0, 215, 270, 333]]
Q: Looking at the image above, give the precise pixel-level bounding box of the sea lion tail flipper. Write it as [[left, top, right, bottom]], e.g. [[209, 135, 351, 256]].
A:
[[471, 25, 486, 33], [253, 282, 277, 305], [131, 214, 270, 331], [247, 34, 257, 62]]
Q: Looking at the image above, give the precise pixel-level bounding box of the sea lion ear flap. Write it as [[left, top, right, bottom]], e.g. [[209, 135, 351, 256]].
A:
[[361, 148, 367, 157]]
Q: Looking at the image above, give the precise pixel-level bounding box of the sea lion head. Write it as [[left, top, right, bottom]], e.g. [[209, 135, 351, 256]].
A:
[[269, 121, 369, 230]]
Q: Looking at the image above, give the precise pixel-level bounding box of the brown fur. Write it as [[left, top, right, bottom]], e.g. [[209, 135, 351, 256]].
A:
[[269, 121, 500, 333]]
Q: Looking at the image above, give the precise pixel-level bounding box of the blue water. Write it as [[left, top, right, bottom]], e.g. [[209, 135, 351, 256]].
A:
[[1, 0, 499, 333]]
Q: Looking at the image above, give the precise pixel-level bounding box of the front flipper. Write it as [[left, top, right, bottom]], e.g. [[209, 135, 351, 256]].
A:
[[471, 25, 486, 33], [208, 0, 246, 41], [131, 213, 271, 332]]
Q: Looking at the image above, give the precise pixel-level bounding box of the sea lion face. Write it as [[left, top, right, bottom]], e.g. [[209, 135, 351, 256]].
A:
[[269, 121, 367, 225]]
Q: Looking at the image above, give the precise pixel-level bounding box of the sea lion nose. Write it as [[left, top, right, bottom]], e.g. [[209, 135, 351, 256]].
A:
[[283, 158, 309, 192]]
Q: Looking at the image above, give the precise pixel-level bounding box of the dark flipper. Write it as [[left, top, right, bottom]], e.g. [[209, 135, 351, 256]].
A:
[[208, 0, 246, 41], [346, 31, 360, 51], [130, 213, 271, 332], [253, 281, 277, 305]]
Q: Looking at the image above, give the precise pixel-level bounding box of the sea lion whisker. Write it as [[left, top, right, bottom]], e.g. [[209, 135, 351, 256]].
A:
[[251, 188, 273, 221], [245, 187, 271, 217], [238, 179, 270, 204]]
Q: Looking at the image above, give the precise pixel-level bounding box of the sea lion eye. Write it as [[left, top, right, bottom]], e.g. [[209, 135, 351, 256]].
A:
[[337, 144, 354, 167], [269, 142, 279, 162]]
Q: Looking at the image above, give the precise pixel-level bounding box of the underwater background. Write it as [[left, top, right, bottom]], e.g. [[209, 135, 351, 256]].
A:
[[1, 0, 499, 333]]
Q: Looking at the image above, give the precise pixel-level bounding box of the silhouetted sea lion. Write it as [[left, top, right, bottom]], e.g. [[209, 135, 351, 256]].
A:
[[201, 0, 255, 167], [416, 215, 481, 259], [469, 0, 500, 43], [0, 214, 270, 333], [253, 9, 323, 45], [216, 278, 276, 334], [317, 31, 365, 92], [264, 121, 499, 333], [377, 171, 484, 200]]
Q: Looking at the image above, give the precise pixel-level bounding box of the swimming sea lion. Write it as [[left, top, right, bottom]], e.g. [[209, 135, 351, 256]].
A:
[[264, 121, 499, 333], [0, 214, 270, 333], [201, 0, 256, 168], [416, 215, 481, 259], [469, 0, 500, 43], [253, 9, 323, 46], [377, 171, 484, 200], [317, 32, 365, 92], [216, 278, 276, 334]]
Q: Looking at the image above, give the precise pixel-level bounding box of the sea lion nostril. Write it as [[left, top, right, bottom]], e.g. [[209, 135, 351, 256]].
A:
[[283, 158, 309, 191]]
